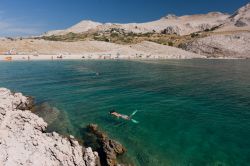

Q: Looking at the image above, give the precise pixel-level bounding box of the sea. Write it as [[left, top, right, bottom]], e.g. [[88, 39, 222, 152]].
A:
[[0, 59, 250, 166]]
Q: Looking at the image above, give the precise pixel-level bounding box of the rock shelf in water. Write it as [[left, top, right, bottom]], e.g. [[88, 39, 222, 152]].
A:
[[86, 124, 126, 166]]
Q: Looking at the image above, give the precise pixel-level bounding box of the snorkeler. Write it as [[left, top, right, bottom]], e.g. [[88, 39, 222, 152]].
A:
[[109, 110, 139, 123]]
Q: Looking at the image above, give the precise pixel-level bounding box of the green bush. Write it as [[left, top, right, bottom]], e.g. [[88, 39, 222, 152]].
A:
[[110, 33, 119, 38], [168, 41, 174, 46]]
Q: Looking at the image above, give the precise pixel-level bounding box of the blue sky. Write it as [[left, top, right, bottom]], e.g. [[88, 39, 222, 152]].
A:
[[0, 0, 248, 36]]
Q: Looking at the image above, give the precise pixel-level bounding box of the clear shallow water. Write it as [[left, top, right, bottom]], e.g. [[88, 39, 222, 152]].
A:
[[0, 60, 250, 166]]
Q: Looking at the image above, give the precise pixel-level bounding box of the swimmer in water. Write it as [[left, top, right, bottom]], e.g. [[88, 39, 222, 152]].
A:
[[109, 110, 139, 123], [109, 110, 131, 120]]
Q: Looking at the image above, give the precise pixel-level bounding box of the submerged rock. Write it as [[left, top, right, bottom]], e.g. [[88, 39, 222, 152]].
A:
[[86, 124, 126, 166], [0, 88, 100, 166], [33, 102, 60, 125], [34, 102, 74, 135]]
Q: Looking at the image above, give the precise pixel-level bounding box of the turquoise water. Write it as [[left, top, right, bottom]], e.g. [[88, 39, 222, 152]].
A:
[[0, 60, 250, 166]]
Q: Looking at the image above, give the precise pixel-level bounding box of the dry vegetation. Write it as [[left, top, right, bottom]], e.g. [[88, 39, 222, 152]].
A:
[[40, 26, 250, 54], [41, 28, 214, 47]]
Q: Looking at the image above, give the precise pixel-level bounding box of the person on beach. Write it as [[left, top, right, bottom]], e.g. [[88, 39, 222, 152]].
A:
[[109, 110, 139, 123]]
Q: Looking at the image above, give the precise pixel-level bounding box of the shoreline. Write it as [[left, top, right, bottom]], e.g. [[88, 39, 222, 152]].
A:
[[0, 88, 99, 166], [0, 88, 127, 166], [0, 54, 247, 61]]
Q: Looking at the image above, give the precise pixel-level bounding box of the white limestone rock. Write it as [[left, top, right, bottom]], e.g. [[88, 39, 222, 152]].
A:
[[0, 88, 100, 166]]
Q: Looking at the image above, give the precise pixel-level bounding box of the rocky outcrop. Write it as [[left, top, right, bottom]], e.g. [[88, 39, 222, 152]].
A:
[[180, 3, 250, 58], [161, 26, 180, 35], [0, 88, 100, 166], [216, 3, 250, 32], [197, 23, 213, 31], [180, 32, 250, 58], [228, 3, 250, 27], [86, 124, 126, 166], [234, 19, 248, 27]]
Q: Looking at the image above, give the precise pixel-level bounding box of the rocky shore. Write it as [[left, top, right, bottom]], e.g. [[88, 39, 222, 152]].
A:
[[86, 124, 126, 166], [0, 88, 100, 166]]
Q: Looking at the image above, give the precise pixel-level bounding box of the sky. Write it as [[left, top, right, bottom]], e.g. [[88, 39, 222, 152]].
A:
[[0, 0, 249, 37]]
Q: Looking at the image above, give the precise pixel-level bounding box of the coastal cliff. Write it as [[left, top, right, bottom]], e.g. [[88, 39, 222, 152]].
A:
[[0, 88, 99, 166]]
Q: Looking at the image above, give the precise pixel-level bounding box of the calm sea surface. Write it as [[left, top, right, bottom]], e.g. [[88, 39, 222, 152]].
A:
[[0, 60, 250, 166]]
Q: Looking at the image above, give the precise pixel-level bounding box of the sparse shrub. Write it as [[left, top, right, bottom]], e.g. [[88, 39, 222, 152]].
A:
[[210, 26, 220, 31], [127, 32, 135, 37], [168, 41, 174, 46], [104, 38, 110, 42], [191, 33, 199, 38], [110, 33, 119, 38], [178, 43, 187, 49]]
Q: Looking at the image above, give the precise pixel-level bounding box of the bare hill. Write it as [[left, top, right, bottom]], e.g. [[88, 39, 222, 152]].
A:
[[44, 3, 250, 36]]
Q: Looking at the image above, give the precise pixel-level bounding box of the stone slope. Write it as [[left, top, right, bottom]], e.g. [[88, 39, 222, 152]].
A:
[[228, 3, 250, 27], [216, 3, 250, 32], [119, 12, 228, 35], [131, 41, 205, 59], [0, 88, 99, 166], [181, 32, 250, 58]]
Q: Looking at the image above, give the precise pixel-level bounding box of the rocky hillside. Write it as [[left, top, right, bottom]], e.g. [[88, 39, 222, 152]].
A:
[[0, 88, 99, 166], [216, 3, 250, 32], [44, 3, 249, 36], [180, 32, 250, 58], [229, 3, 250, 27], [45, 12, 229, 36], [178, 3, 250, 58]]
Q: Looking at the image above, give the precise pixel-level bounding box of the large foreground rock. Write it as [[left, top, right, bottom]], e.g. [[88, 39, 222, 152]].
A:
[[0, 88, 99, 166]]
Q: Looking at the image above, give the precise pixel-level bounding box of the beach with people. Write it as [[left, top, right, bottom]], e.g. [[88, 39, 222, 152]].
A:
[[0, 39, 206, 61]]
